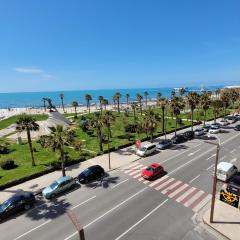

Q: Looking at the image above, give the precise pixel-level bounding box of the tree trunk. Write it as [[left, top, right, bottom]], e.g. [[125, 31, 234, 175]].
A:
[[74, 107, 77, 118], [88, 102, 91, 113], [140, 102, 142, 115], [191, 108, 194, 131], [162, 107, 165, 135], [107, 129, 111, 169], [61, 99, 65, 112], [117, 100, 120, 113], [60, 144, 66, 176], [97, 129, 103, 151], [27, 129, 35, 166], [133, 108, 136, 122], [204, 110, 206, 126], [175, 114, 177, 136]]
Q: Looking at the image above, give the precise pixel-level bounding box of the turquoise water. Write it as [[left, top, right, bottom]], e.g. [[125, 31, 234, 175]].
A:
[[0, 86, 222, 108]]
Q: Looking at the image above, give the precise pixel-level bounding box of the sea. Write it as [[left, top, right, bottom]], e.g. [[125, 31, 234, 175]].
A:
[[0, 86, 223, 109]]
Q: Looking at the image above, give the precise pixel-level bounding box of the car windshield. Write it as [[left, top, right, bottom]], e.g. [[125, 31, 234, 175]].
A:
[[50, 181, 58, 189], [231, 177, 240, 186], [145, 167, 154, 172], [0, 199, 12, 211], [139, 147, 146, 151], [82, 168, 92, 176], [211, 126, 218, 129]]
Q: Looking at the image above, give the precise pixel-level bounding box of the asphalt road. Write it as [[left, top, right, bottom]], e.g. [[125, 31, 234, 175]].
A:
[[1, 122, 240, 240]]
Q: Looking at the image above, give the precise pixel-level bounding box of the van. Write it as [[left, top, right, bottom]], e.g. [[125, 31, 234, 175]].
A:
[[216, 162, 238, 182], [136, 143, 157, 157]]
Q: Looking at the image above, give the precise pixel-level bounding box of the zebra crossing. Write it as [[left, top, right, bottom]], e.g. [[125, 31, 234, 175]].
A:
[[123, 162, 211, 212]]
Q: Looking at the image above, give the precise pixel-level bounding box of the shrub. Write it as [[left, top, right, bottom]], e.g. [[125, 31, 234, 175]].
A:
[[0, 144, 10, 154], [1, 159, 16, 170]]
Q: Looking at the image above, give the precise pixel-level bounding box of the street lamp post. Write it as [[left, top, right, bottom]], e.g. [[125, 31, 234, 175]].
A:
[[205, 134, 220, 223]]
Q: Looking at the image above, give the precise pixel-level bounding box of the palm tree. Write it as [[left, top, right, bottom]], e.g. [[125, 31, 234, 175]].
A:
[[59, 93, 65, 112], [136, 93, 143, 115], [102, 111, 115, 168], [220, 90, 230, 119], [186, 92, 199, 131], [157, 98, 168, 138], [102, 99, 108, 111], [115, 92, 122, 113], [112, 95, 117, 110], [72, 101, 78, 118], [171, 90, 176, 97], [142, 110, 160, 142], [211, 100, 223, 123], [48, 125, 74, 176], [90, 112, 104, 151], [131, 102, 137, 122], [179, 88, 187, 97], [98, 96, 104, 113], [85, 94, 92, 113], [16, 114, 39, 166], [144, 91, 149, 107], [156, 92, 162, 101], [170, 96, 184, 136], [125, 93, 130, 106], [200, 92, 211, 126]]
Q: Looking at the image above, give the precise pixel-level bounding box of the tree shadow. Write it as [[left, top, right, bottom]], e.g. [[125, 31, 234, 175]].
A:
[[116, 148, 134, 156], [84, 175, 119, 189], [170, 144, 189, 150]]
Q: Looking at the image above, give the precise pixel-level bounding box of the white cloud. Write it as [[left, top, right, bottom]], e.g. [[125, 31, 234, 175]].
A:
[[43, 74, 54, 79], [14, 67, 43, 74]]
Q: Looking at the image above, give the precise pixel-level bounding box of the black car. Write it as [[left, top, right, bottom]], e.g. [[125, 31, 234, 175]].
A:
[[0, 192, 35, 221], [227, 175, 240, 196], [78, 165, 105, 184], [171, 134, 186, 144], [183, 131, 195, 140], [156, 139, 172, 150], [234, 124, 240, 131], [202, 124, 211, 132]]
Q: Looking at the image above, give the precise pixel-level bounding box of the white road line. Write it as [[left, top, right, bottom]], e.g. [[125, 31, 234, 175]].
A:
[[207, 164, 214, 171], [188, 149, 201, 156], [189, 174, 201, 183], [206, 154, 215, 161], [184, 190, 204, 207], [219, 155, 226, 161], [192, 194, 212, 212], [230, 158, 237, 163], [71, 196, 96, 210], [111, 179, 129, 189], [230, 149, 236, 153], [155, 178, 175, 191], [14, 196, 96, 239], [168, 183, 189, 198], [160, 143, 202, 164], [161, 180, 182, 194], [64, 187, 148, 240], [124, 164, 143, 174], [114, 199, 169, 240], [14, 220, 52, 240], [176, 187, 196, 203], [148, 175, 169, 187]]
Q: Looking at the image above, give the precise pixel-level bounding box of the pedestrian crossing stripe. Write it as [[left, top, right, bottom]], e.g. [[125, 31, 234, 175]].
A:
[[123, 163, 211, 212]]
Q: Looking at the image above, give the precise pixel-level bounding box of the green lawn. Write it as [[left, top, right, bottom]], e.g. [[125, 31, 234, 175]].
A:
[[0, 114, 48, 130]]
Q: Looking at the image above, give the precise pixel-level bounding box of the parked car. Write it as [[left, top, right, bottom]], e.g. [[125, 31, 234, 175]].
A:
[[42, 176, 76, 199], [0, 192, 35, 221], [141, 163, 164, 180], [183, 131, 195, 140], [171, 134, 186, 144], [202, 124, 211, 132], [194, 128, 205, 136], [211, 122, 221, 128], [220, 119, 230, 126], [234, 124, 240, 131], [209, 126, 220, 134], [227, 175, 240, 195], [136, 143, 157, 157], [216, 162, 238, 182], [156, 139, 172, 150], [78, 165, 105, 184], [225, 116, 237, 124]]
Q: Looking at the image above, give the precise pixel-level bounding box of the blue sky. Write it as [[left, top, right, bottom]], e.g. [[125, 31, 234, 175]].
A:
[[0, 0, 240, 93]]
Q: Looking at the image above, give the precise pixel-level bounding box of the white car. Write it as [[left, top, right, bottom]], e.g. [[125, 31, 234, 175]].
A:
[[136, 144, 157, 157], [194, 128, 205, 136], [209, 126, 220, 134]]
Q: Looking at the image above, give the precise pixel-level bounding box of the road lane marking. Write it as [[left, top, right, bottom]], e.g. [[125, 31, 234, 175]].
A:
[[206, 154, 215, 161], [160, 143, 202, 164], [192, 194, 211, 212], [189, 174, 200, 183], [230, 158, 237, 163], [188, 149, 201, 156], [207, 164, 214, 171], [114, 199, 169, 240], [14, 220, 52, 240], [176, 187, 196, 203], [111, 179, 129, 189], [230, 149, 236, 153], [14, 196, 96, 239], [161, 180, 182, 194], [155, 178, 175, 191], [148, 175, 169, 187], [71, 196, 96, 210], [219, 155, 226, 161], [64, 187, 148, 240], [183, 190, 204, 207]]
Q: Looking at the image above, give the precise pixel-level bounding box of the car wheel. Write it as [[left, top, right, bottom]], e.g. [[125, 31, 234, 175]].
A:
[[24, 204, 31, 210]]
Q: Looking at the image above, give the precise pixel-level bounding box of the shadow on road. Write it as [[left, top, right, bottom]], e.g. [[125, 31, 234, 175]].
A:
[[84, 175, 119, 189]]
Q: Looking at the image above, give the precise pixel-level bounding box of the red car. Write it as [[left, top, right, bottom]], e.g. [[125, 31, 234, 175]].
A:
[[141, 163, 164, 180]]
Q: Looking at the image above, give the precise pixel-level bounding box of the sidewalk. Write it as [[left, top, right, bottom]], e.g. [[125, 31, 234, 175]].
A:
[[203, 199, 240, 240]]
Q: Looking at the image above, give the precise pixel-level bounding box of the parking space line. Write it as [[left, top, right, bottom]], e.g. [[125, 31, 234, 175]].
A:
[[189, 174, 200, 183], [111, 179, 129, 189], [114, 199, 168, 240], [71, 195, 96, 210], [206, 164, 214, 171]]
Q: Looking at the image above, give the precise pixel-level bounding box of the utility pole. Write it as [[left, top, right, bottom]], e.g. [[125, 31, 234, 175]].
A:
[[205, 140, 220, 223]]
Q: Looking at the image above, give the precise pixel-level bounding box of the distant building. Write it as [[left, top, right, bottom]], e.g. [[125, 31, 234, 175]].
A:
[[224, 85, 240, 89]]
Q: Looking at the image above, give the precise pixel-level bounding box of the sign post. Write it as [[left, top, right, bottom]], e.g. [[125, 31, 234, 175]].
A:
[[67, 210, 85, 240]]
